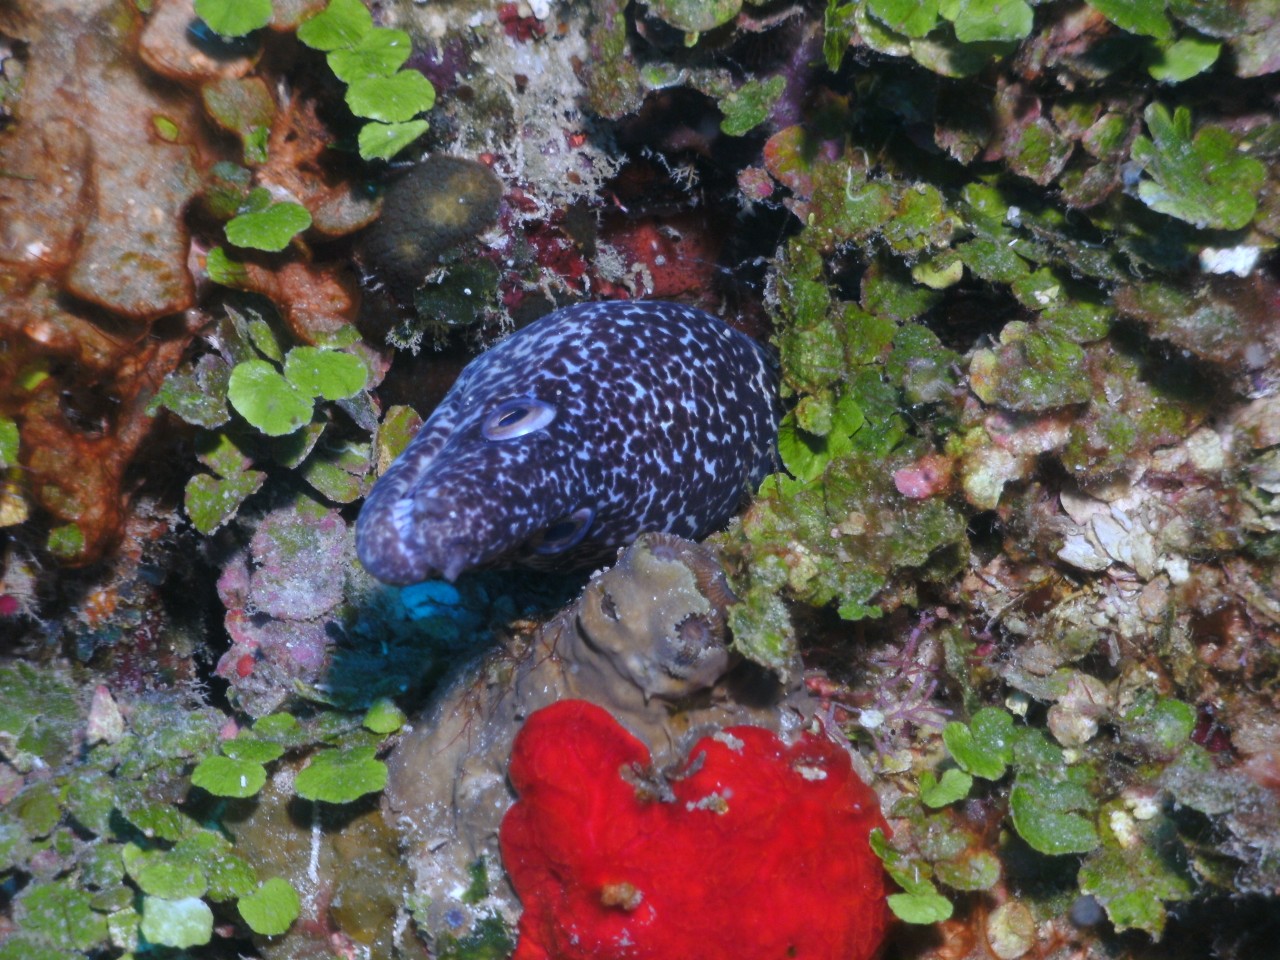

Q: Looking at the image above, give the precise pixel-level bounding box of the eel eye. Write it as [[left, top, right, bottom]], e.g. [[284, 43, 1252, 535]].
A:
[[532, 507, 595, 555], [482, 397, 556, 440]]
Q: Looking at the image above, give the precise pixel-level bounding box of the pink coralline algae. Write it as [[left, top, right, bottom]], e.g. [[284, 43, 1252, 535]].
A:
[[499, 700, 891, 960]]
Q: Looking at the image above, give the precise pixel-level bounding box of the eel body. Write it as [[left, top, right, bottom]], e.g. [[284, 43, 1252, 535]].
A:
[[356, 300, 779, 585]]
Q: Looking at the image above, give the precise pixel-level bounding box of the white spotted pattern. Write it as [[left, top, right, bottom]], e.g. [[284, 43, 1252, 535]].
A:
[[356, 301, 779, 584]]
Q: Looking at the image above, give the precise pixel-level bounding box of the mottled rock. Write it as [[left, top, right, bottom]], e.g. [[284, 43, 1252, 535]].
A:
[[138, 0, 257, 86], [0, 0, 201, 319]]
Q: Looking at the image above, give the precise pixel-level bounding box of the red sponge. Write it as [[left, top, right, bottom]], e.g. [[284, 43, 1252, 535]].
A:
[[500, 699, 890, 960]]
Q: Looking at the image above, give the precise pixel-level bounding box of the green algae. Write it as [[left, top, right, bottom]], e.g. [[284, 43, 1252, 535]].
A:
[[0, 663, 82, 771]]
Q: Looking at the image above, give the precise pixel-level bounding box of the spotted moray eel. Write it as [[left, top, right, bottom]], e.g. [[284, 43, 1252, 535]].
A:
[[356, 300, 780, 584]]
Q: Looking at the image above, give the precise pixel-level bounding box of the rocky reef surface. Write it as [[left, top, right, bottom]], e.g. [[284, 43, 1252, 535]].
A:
[[3, 0, 1280, 958]]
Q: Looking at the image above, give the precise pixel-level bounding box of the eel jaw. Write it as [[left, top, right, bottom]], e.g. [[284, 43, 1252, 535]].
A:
[[356, 491, 482, 585], [355, 495, 428, 585]]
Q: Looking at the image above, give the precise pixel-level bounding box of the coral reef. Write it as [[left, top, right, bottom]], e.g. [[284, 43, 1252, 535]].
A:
[[3, 0, 1280, 958]]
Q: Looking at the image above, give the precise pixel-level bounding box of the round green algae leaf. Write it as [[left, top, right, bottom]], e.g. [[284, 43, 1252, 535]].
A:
[[16, 881, 109, 952], [170, 830, 258, 902], [776, 414, 828, 483], [294, 746, 387, 803], [225, 201, 312, 252], [185, 471, 266, 535], [935, 849, 1001, 891], [134, 859, 207, 900], [283, 347, 367, 401], [12, 780, 60, 837], [205, 245, 249, 287], [719, 76, 786, 137], [943, 708, 1014, 780], [919, 767, 973, 808], [1086, 0, 1172, 40], [326, 28, 412, 82], [363, 697, 406, 735], [190, 754, 267, 799], [297, 0, 372, 51], [238, 877, 301, 936], [124, 844, 209, 900], [195, 0, 272, 37], [944, 0, 1033, 43], [345, 72, 436, 124], [253, 712, 306, 744], [868, 0, 938, 38], [646, 0, 742, 33], [358, 119, 430, 161], [912, 254, 965, 289], [888, 889, 954, 924], [140, 896, 214, 949], [1009, 781, 1100, 855], [1148, 36, 1221, 83], [228, 359, 313, 437], [221, 737, 285, 764]]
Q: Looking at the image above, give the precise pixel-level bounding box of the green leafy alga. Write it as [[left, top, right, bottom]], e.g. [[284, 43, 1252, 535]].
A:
[[646, 0, 742, 33], [205, 245, 250, 287], [184, 432, 266, 534], [225, 192, 313, 252], [867, 0, 938, 38], [359, 120, 432, 161], [1086, 0, 1172, 39], [13, 881, 108, 953], [283, 347, 368, 400], [1131, 103, 1265, 230], [296, 0, 372, 50], [195, 0, 272, 37], [327, 28, 413, 82], [919, 768, 974, 808], [1078, 815, 1194, 937], [719, 76, 787, 136], [940, 0, 1034, 43], [363, 697, 407, 734], [140, 896, 214, 949], [294, 745, 388, 803], [297, 0, 435, 158], [345, 72, 437, 124], [190, 755, 268, 799], [1147, 36, 1221, 82], [238, 877, 301, 936], [227, 359, 314, 436], [0, 417, 18, 468], [226, 346, 366, 437], [870, 829, 955, 923], [942, 707, 1014, 780]]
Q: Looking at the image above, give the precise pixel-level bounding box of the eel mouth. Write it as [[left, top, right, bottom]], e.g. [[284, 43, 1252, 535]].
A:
[[356, 492, 480, 585]]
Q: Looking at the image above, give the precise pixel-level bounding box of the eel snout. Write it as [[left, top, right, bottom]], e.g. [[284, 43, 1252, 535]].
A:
[[356, 489, 480, 585]]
